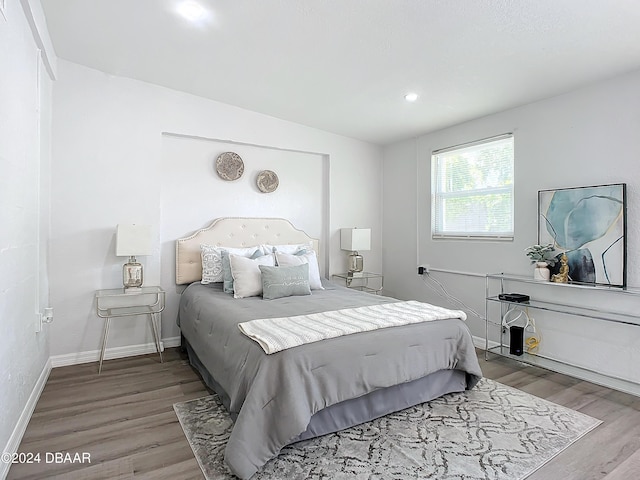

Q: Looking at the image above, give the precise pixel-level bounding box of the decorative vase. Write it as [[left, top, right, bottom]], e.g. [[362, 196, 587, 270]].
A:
[[533, 262, 550, 281]]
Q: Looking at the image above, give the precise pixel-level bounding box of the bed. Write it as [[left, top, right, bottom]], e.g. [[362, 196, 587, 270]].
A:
[[176, 217, 482, 479]]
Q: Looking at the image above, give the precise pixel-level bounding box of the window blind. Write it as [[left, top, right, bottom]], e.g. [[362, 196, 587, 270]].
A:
[[432, 134, 514, 239]]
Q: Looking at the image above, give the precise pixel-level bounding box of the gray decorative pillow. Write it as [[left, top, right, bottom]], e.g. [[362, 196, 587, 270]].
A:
[[259, 264, 311, 300], [200, 244, 224, 284], [221, 248, 263, 293]]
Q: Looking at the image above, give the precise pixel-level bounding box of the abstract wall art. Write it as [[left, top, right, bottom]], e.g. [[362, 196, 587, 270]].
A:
[[538, 183, 627, 288]]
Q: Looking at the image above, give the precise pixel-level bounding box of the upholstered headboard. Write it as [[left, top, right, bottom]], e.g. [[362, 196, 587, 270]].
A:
[[175, 217, 320, 285]]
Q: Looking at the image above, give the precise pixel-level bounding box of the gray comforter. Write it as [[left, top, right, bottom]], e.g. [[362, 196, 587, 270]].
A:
[[178, 280, 482, 479]]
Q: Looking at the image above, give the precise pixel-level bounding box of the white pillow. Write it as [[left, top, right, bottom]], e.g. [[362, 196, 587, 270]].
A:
[[229, 253, 276, 298], [275, 250, 324, 290], [261, 242, 312, 255], [200, 244, 260, 284]]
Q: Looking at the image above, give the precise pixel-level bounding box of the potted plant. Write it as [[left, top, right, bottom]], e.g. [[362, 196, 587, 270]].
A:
[[525, 244, 557, 280]]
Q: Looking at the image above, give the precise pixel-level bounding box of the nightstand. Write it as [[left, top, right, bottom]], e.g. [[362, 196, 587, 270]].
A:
[[95, 286, 165, 373], [332, 272, 384, 294]]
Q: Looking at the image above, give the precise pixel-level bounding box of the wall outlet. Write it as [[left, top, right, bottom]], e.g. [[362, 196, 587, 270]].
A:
[[417, 264, 430, 275], [36, 308, 54, 332]]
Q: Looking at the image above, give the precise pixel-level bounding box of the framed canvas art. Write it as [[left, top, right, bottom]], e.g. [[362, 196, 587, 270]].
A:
[[538, 183, 627, 288]]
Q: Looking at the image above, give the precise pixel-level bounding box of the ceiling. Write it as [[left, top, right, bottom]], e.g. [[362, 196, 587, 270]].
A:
[[40, 0, 640, 145]]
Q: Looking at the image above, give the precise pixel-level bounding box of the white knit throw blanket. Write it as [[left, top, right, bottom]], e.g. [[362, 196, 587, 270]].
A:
[[238, 300, 467, 354]]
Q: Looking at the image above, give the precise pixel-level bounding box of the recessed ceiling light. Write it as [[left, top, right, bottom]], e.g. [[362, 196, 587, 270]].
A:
[[177, 1, 206, 22], [404, 92, 419, 102]]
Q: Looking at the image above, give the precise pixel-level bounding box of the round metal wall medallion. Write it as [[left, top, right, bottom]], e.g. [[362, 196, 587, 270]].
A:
[[256, 170, 279, 193], [215, 152, 244, 181]]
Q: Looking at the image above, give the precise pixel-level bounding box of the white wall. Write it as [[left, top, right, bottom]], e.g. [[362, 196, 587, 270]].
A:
[[0, 0, 53, 471], [160, 135, 327, 337], [49, 59, 383, 359], [383, 69, 640, 384]]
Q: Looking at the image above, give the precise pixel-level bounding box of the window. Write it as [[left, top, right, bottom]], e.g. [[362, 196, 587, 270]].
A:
[[431, 134, 514, 239]]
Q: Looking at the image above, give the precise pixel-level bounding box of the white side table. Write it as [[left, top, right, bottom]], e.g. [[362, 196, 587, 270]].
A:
[[95, 286, 165, 374]]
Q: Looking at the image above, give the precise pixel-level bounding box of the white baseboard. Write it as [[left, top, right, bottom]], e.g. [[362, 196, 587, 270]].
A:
[[1, 358, 51, 480], [163, 336, 182, 348], [50, 336, 182, 368]]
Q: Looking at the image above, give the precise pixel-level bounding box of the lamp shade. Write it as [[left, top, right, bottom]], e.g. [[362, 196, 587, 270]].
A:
[[340, 228, 371, 252], [116, 224, 152, 257]]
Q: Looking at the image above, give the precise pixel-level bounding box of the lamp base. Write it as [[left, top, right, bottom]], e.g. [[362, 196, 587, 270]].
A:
[[347, 251, 364, 274], [123, 256, 144, 290]]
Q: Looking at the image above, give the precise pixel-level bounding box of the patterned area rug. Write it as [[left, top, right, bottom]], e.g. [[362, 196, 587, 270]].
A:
[[173, 378, 601, 480]]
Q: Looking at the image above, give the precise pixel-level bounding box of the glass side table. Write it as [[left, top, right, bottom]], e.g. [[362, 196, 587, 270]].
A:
[[332, 272, 384, 294], [95, 286, 165, 374]]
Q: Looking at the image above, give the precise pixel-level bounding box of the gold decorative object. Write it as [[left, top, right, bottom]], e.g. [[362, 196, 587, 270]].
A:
[[551, 253, 570, 283]]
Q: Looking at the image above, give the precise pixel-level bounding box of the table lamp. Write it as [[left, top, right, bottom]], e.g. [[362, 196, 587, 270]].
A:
[[116, 224, 152, 291], [340, 228, 371, 276]]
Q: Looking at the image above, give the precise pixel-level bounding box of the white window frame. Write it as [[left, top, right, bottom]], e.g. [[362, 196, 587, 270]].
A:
[[431, 133, 514, 240]]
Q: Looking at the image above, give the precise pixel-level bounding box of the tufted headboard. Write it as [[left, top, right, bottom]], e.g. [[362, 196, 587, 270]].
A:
[[175, 217, 320, 285]]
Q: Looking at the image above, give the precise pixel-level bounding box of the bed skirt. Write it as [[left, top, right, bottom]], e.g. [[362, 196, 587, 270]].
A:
[[183, 337, 468, 443]]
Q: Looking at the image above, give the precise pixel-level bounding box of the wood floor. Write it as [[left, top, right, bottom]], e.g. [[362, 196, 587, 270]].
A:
[[8, 348, 640, 479]]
